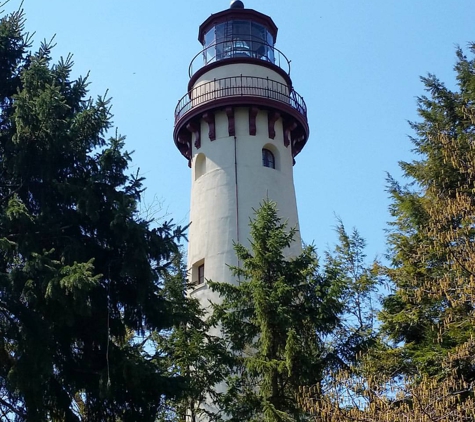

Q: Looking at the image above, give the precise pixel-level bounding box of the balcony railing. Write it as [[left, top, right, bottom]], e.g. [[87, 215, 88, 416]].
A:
[[175, 75, 307, 124], [188, 40, 291, 77]]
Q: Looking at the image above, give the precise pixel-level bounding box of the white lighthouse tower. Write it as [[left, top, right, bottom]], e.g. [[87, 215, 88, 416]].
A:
[[173, 0, 309, 304]]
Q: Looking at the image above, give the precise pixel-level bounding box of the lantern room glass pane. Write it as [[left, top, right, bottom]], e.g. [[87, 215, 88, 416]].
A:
[[267, 30, 274, 46], [203, 28, 216, 63], [251, 22, 266, 60], [251, 22, 266, 41], [204, 28, 214, 47], [233, 20, 251, 38], [215, 22, 227, 43], [230, 21, 251, 57], [267, 30, 275, 62], [215, 22, 229, 60]]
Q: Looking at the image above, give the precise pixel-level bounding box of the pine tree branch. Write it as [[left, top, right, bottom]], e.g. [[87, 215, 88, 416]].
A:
[[0, 183, 23, 206]]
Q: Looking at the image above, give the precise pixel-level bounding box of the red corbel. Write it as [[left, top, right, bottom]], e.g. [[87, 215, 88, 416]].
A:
[[186, 121, 201, 149], [268, 111, 280, 139], [202, 112, 216, 141], [249, 107, 259, 136]]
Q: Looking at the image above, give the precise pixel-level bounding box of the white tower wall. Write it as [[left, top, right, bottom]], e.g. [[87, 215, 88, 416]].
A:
[[188, 103, 302, 307], [173, 0, 309, 316]]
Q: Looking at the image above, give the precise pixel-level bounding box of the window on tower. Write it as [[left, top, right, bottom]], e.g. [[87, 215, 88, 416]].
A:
[[262, 148, 275, 169], [195, 153, 207, 180], [198, 264, 205, 285], [190, 260, 206, 295]]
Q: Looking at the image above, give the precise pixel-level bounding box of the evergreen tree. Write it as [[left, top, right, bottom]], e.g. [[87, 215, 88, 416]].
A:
[[154, 251, 230, 422], [210, 201, 342, 422], [299, 44, 475, 422], [379, 43, 475, 379], [322, 220, 379, 372], [0, 9, 188, 421]]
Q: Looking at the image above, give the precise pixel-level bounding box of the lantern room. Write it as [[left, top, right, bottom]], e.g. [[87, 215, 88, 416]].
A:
[[199, 10, 276, 66], [189, 1, 290, 77]]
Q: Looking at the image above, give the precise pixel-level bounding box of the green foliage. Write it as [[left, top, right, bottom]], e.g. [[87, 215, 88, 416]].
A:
[[300, 43, 475, 422], [210, 201, 342, 422], [380, 44, 475, 379], [154, 252, 230, 422], [0, 8, 188, 421], [322, 220, 380, 372]]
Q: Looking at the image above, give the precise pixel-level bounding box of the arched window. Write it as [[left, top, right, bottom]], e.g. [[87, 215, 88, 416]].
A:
[[262, 148, 275, 169], [195, 153, 206, 180]]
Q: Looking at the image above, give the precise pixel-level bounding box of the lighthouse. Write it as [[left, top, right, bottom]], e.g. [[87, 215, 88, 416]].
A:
[[173, 0, 309, 304]]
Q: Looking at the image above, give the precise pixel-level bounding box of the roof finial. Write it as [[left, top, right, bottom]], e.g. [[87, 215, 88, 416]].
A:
[[230, 0, 244, 9]]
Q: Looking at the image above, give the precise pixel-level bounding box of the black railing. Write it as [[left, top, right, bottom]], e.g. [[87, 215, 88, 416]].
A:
[[175, 76, 307, 124], [188, 40, 291, 77]]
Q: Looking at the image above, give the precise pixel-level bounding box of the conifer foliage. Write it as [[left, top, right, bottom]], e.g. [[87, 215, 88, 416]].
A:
[[0, 9, 186, 421], [380, 43, 475, 379], [322, 221, 379, 373], [210, 201, 341, 422], [300, 44, 475, 422], [154, 252, 230, 422]]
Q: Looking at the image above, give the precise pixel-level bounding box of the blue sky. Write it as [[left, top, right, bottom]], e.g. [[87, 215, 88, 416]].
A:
[[3, 0, 473, 261]]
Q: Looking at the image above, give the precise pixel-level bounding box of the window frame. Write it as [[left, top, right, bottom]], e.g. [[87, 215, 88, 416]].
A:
[[262, 148, 275, 169], [198, 264, 205, 285]]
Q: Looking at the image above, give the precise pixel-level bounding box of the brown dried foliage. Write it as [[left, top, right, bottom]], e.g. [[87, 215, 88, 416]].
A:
[[299, 341, 475, 421]]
